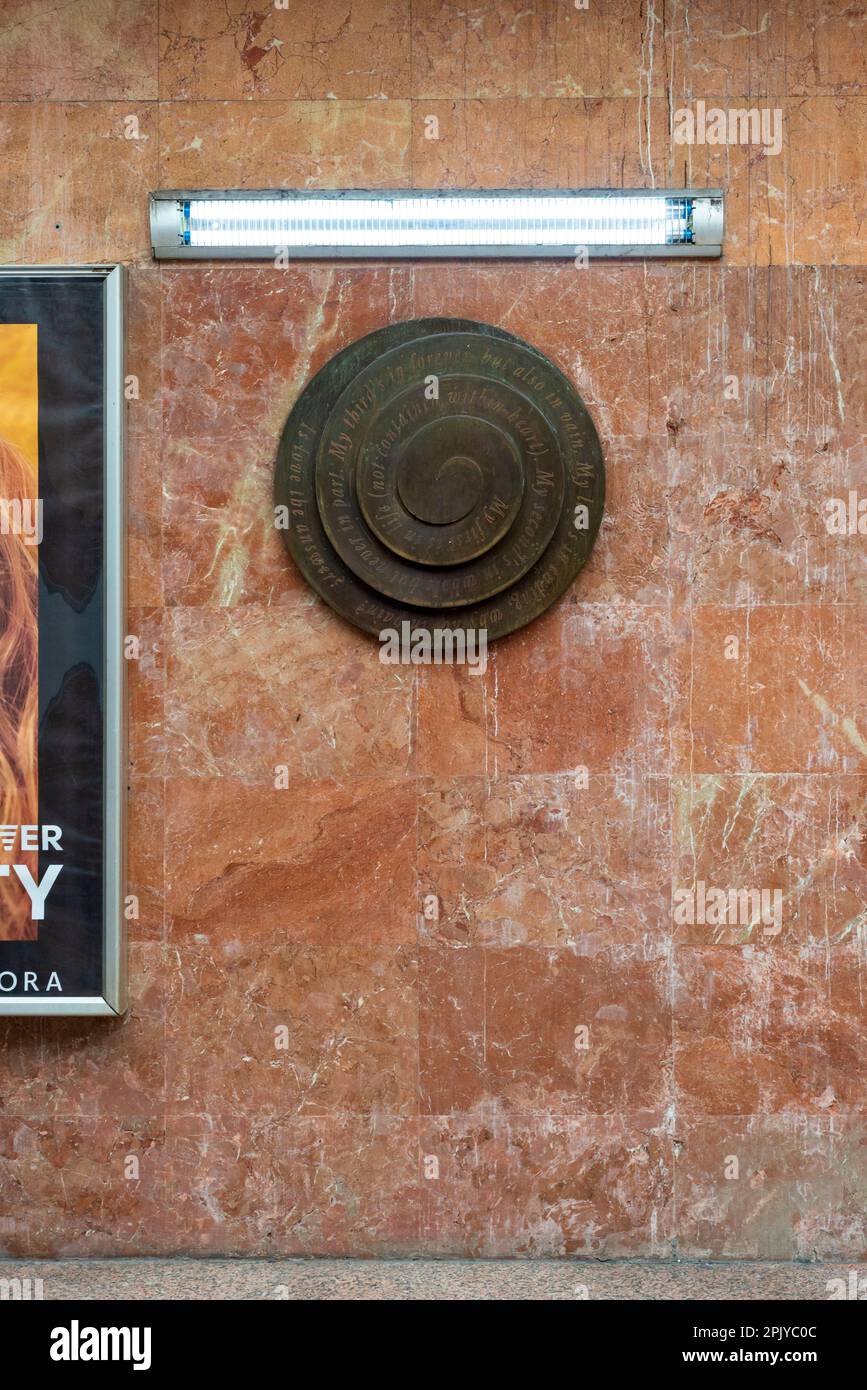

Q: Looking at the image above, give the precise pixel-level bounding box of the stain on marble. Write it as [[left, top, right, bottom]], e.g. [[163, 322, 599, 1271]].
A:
[[412, 96, 669, 190], [127, 607, 166, 778], [0, 0, 158, 101], [8, 944, 165, 1121], [663, 0, 867, 101], [161, 434, 302, 608], [674, 943, 867, 1117], [482, 603, 672, 777], [419, 944, 672, 1116], [164, 776, 416, 942], [127, 779, 166, 941], [668, 439, 864, 607], [672, 604, 867, 775], [420, 1111, 672, 1258], [164, 1113, 420, 1257], [418, 773, 671, 948], [160, 266, 413, 441], [127, 432, 163, 608], [673, 774, 867, 947], [158, 0, 411, 101], [414, 663, 489, 778], [165, 941, 417, 1118], [411, 0, 654, 100], [0, 102, 156, 263], [164, 604, 413, 781], [158, 99, 411, 190], [126, 267, 163, 438], [0, 1114, 166, 1257], [579, 437, 670, 605], [675, 1114, 867, 1261]]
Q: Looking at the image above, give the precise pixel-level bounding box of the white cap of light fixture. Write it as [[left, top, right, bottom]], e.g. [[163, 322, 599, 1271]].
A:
[[149, 189, 724, 260]]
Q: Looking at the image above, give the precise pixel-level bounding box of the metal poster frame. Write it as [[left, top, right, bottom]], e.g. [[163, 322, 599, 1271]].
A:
[[0, 265, 126, 1016]]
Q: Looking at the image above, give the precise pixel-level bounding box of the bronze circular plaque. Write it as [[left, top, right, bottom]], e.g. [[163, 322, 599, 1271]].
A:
[[274, 318, 604, 642]]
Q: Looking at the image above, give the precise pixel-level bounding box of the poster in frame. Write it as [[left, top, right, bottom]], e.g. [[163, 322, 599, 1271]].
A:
[[0, 265, 125, 1015]]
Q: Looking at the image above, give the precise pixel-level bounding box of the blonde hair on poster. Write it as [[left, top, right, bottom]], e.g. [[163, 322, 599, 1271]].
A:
[[0, 435, 38, 939]]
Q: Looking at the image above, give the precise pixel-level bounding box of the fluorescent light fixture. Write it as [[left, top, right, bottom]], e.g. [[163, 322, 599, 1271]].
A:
[[150, 189, 724, 260]]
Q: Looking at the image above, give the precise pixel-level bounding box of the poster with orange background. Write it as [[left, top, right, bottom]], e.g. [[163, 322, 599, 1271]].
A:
[[0, 324, 38, 472]]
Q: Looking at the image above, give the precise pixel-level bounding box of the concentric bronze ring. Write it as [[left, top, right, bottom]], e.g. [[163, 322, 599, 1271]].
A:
[[274, 318, 605, 642]]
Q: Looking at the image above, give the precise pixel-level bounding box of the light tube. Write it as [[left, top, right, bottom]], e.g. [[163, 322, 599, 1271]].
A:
[[150, 190, 724, 260]]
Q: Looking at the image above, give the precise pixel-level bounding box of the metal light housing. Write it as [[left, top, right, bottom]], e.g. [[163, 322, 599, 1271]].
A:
[[150, 189, 724, 261]]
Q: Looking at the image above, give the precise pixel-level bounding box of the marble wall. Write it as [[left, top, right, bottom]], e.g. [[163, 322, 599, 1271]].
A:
[[0, 0, 865, 1259]]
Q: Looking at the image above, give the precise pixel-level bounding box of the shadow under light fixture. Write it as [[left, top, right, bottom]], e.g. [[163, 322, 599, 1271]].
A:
[[150, 189, 724, 260]]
